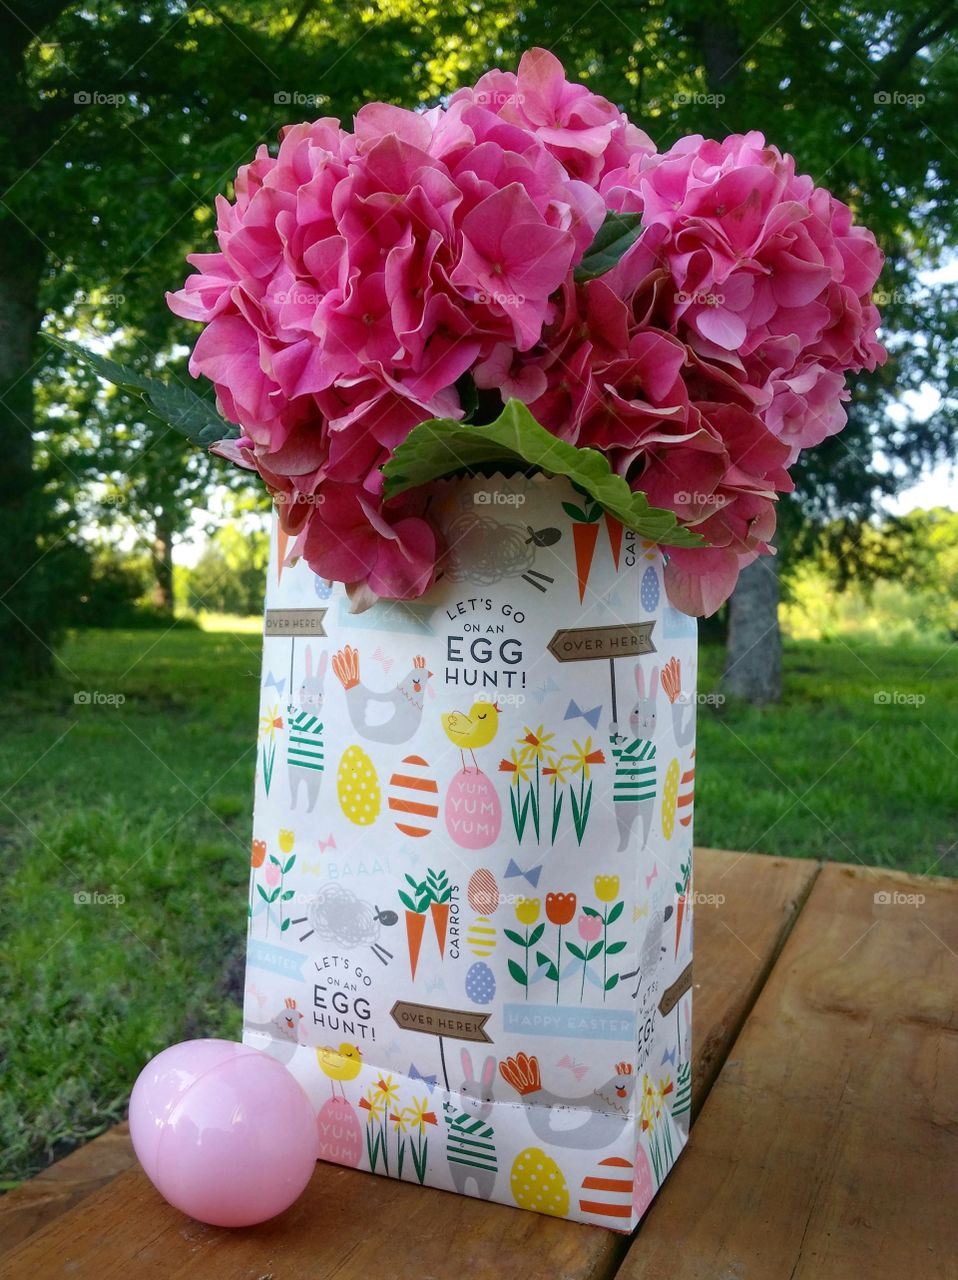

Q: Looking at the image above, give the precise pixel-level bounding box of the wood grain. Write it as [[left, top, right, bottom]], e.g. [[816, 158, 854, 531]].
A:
[[0, 848, 818, 1278], [617, 863, 958, 1280]]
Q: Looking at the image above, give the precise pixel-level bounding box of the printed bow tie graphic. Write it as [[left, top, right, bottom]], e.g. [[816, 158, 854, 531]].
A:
[[505, 858, 543, 888], [557, 1054, 588, 1082], [372, 646, 394, 675], [661, 1046, 677, 1066], [409, 1063, 438, 1092], [264, 670, 287, 696], [531, 676, 559, 705], [564, 698, 602, 730]]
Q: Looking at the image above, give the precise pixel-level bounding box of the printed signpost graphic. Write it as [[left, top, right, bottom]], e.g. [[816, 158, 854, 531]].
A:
[[390, 1000, 492, 1092], [547, 621, 656, 662]]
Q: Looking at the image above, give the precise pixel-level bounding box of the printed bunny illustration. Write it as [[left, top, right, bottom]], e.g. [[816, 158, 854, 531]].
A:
[[610, 663, 658, 852], [287, 645, 326, 812], [499, 1054, 636, 1150], [245, 996, 303, 1065], [444, 1050, 498, 1200]]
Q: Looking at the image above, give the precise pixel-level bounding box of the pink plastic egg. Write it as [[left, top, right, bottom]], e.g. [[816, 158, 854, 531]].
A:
[[129, 1038, 318, 1227]]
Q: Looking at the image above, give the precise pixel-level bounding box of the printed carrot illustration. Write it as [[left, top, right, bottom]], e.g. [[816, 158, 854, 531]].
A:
[[563, 490, 603, 603], [426, 868, 451, 957], [399, 874, 430, 979], [674, 857, 691, 957], [605, 513, 623, 570]]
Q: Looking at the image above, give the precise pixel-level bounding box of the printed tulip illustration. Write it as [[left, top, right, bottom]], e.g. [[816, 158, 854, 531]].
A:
[[581, 875, 626, 1000], [572, 914, 603, 1000], [250, 839, 266, 869], [506, 897, 544, 998], [536, 892, 577, 1004], [257, 836, 296, 936]]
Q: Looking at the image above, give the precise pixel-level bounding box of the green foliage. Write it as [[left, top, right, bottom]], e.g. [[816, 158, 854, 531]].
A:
[[383, 399, 706, 547], [573, 211, 643, 280], [182, 521, 270, 617]]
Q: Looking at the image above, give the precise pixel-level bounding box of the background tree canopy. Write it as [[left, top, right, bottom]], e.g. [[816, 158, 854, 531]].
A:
[[1, 0, 955, 685]]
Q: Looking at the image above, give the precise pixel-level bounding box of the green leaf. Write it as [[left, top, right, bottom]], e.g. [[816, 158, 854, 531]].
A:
[[281, 889, 295, 901], [398, 891, 416, 912], [44, 334, 239, 447], [268, 888, 280, 903], [535, 951, 559, 982], [281, 917, 291, 931], [283, 856, 296, 873], [268, 854, 280, 865], [605, 973, 620, 992], [381, 399, 707, 549], [256, 884, 269, 903], [574, 210, 644, 282], [566, 942, 585, 960], [562, 502, 589, 522], [504, 928, 527, 947], [405, 874, 419, 889], [508, 959, 528, 987], [606, 940, 627, 955], [587, 941, 604, 960], [582, 905, 601, 918], [607, 901, 624, 925], [528, 922, 545, 947]]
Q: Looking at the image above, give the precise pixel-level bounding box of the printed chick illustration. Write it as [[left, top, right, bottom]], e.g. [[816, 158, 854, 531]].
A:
[[317, 1042, 363, 1099], [442, 701, 501, 772], [331, 645, 432, 745]]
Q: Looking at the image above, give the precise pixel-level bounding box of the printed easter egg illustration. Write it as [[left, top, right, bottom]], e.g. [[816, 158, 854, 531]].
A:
[[388, 754, 439, 837], [337, 745, 381, 826], [661, 757, 680, 840], [316, 1096, 363, 1168], [444, 769, 501, 849], [640, 563, 660, 612], [313, 574, 333, 601], [467, 868, 500, 915], [678, 749, 696, 828], [579, 1155, 634, 1227], [465, 960, 496, 1005], [467, 917, 497, 957], [633, 1141, 656, 1219], [511, 1148, 570, 1217]]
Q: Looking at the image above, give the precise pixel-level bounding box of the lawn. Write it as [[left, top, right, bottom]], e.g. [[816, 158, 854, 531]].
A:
[[1, 625, 954, 1186]]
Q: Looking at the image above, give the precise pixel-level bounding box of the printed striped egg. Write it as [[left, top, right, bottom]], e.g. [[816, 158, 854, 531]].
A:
[[467, 916, 497, 957], [337, 745, 381, 826], [640, 564, 660, 612], [467, 868, 500, 915], [678, 748, 696, 828], [661, 757, 680, 840], [511, 1148, 569, 1218], [578, 1155, 635, 1229], [464, 960, 496, 1005], [633, 1141, 656, 1220], [387, 754, 439, 838]]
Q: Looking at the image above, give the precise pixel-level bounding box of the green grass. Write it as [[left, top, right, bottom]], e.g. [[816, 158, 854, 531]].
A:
[[1, 626, 954, 1186]]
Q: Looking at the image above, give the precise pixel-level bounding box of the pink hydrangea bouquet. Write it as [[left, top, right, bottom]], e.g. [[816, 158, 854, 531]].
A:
[[161, 50, 886, 613]]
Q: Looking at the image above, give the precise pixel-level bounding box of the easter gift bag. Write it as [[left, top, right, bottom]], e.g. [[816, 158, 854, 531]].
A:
[[243, 472, 696, 1230]]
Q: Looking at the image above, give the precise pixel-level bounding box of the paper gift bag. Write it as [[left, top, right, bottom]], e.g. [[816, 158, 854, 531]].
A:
[[244, 472, 696, 1229]]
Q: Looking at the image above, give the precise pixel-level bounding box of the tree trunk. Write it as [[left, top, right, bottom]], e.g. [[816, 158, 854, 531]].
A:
[[721, 556, 782, 704], [152, 514, 175, 614], [0, 224, 50, 683]]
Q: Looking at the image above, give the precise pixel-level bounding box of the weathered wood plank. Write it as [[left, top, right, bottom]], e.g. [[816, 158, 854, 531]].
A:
[[0, 1124, 134, 1256], [617, 863, 958, 1280], [0, 848, 818, 1277]]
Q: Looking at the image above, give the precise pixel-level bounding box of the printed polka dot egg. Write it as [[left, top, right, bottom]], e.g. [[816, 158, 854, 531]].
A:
[[337, 744, 381, 826], [661, 757, 680, 840], [640, 564, 660, 612], [510, 1148, 570, 1217], [465, 960, 496, 1005]]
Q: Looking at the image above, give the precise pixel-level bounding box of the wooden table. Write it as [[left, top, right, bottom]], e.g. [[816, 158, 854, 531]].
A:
[[3, 850, 956, 1279]]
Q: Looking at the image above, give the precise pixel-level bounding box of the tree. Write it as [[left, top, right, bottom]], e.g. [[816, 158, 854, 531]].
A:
[[3, 0, 956, 686]]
